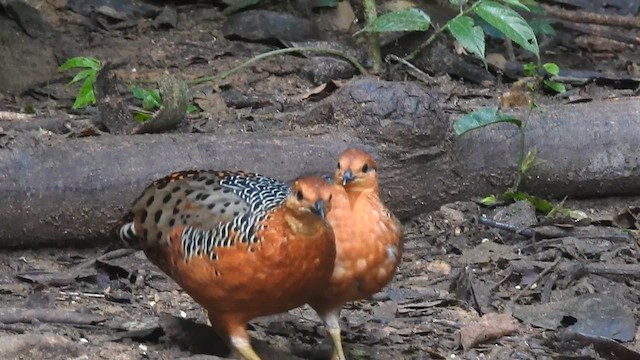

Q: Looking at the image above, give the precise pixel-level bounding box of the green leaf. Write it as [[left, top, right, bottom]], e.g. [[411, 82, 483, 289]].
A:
[[525, 194, 554, 214], [522, 62, 537, 76], [503, 191, 555, 214], [520, 148, 537, 174], [499, 0, 529, 11], [142, 89, 161, 111], [474, 1, 539, 56], [134, 112, 153, 123], [543, 79, 566, 93], [187, 104, 200, 114], [72, 74, 97, 109], [453, 107, 522, 136], [68, 69, 96, 85], [448, 15, 485, 61], [24, 104, 36, 114], [520, 0, 545, 14], [480, 194, 501, 206], [313, 0, 338, 8], [565, 209, 589, 221], [356, 8, 431, 34], [349, 347, 369, 359], [528, 18, 556, 36], [131, 86, 146, 100], [542, 62, 560, 76], [59, 56, 101, 72], [131, 86, 162, 110], [223, 0, 262, 15]]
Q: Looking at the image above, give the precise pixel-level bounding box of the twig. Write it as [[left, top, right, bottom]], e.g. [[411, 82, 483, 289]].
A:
[[509, 256, 561, 305], [405, 1, 482, 60], [541, 4, 640, 29], [0, 117, 95, 134], [0, 308, 107, 325], [489, 266, 515, 292], [0, 111, 35, 121], [385, 55, 433, 84], [540, 272, 558, 304], [189, 47, 368, 86], [58, 291, 106, 299], [476, 216, 537, 238], [431, 319, 462, 329]]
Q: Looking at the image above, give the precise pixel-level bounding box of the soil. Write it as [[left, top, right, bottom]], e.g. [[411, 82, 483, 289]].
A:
[[1, 0, 640, 359]]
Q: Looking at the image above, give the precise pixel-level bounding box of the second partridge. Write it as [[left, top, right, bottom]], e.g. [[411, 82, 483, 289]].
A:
[[310, 148, 404, 360]]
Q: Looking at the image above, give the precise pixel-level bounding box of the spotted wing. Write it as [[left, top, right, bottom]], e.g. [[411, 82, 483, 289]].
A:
[[129, 170, 290, 258]]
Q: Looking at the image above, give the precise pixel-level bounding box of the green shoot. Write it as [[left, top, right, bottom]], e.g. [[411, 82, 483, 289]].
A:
[[523, 62, 566, 93], [58, 56, 102, 110]]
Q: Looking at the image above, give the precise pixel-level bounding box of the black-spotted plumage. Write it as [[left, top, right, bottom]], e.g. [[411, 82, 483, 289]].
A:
[[117, 170, 290, 261], [114, 171, 337, 360]]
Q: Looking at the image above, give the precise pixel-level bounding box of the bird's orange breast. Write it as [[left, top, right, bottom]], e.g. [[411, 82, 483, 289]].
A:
[[318, 184, 403, 305], [147, 206, 336, 322]]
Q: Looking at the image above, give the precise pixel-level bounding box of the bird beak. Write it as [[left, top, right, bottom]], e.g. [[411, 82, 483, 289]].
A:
[[341, 170, 355, 185], [311, 199, 326, 219]]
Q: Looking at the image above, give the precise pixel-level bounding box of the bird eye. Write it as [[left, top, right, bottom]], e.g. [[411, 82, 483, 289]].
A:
[[296, 190, 304, 201], [337, 162, 341, 169], [362, 164, 369, 173]]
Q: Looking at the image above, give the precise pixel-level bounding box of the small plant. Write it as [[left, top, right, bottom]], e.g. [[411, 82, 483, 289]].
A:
[[131, 85, 162, 122], [59, 57, 202, 121], [454, 107, 530, 192], [522, 62, 566, 93], [453, 105, 583, 218], [187, 104, 200, 114], [131, 86, 201, 122], [58, 56, 102, 109], [454, 107, 540, 208], [357, 0, 545, 68]]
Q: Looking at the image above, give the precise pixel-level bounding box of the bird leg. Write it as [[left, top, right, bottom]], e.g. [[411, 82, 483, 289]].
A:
[[209, 314, 261, 360], [229, 333, 261, 360], [324, 312, 347, 360]]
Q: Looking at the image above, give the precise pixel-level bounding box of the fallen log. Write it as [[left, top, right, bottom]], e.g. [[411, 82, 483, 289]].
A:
[[1, 78, 639, 248]]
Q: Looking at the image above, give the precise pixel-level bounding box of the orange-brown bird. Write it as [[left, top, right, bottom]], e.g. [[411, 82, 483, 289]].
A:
[[116, 171, 336, 360], [309, 148, 404, 360]]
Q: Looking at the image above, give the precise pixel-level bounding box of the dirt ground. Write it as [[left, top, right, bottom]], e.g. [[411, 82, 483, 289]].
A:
[[1, 0, 640, 359], [1, 197, 640, 360]]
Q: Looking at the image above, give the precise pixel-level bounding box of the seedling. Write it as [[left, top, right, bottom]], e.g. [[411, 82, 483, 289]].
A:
[[131, 85, 162, 123], [523, 62, 566, 93], [357, 0, 546, 70], [58, 56, 102, 110]]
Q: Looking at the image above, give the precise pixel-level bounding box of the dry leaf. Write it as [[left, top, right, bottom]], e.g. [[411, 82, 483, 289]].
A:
[[427, 260, 451, 275], [500, 90, 531, 108], [293, 81, 339, 101], [458, 312, 520, 351]]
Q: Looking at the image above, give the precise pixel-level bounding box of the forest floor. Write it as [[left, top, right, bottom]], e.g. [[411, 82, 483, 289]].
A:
[[1, 0, 639, 359]]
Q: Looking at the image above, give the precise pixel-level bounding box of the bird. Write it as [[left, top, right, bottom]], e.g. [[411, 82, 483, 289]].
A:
[[116, 170, 337, 360], [309, 148, 404, 360]]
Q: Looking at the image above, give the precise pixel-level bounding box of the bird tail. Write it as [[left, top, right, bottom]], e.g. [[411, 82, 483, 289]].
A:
[[113, 211, 141, 249]]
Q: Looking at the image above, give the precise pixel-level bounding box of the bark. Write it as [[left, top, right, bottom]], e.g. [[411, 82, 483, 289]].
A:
[[0, 78, 639, 248]]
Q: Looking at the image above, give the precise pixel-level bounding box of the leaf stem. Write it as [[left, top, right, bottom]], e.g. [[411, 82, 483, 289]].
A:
[[362, 0, 382, 73], [405, 1, 482, 60], [188, 47, 368, 86], [514, 126, 526, 191], [513, 103, 535, 191]]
